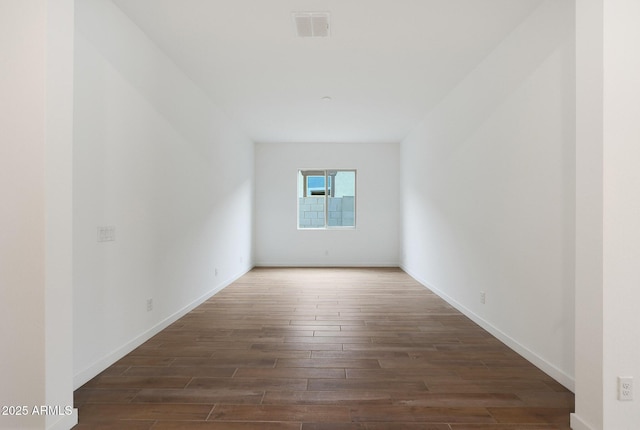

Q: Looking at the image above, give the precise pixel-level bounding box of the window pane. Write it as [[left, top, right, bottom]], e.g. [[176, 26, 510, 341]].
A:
[[329, 171, 355, 227], [298, 171, 325, 228]]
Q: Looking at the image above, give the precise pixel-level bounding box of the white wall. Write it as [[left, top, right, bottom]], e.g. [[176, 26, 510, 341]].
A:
[[573, 0, 640, 429], [601, 0, 640, 425], [0, 7, 46, 427], [255, 142, 399, 266], [73, 0, 254, 388], [572, 0, 603, 428], [400, 0, 576, 389], [0, 1, 77, 429]]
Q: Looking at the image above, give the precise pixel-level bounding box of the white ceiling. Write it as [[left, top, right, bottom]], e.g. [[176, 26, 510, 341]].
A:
[[111, 0, 543, 143]]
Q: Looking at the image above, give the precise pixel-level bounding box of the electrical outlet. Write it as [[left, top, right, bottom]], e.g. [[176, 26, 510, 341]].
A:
[[146, 298, 153, 312], [480, 291, 486, 304], [97, 226, 116, 242], [619, 377, 633, 401]]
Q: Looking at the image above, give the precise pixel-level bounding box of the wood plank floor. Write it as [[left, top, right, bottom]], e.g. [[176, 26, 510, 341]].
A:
[[74, 267, 574, 429]]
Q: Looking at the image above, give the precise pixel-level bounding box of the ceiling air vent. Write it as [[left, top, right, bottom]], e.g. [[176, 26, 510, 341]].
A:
[[293, 12, 330, 38]]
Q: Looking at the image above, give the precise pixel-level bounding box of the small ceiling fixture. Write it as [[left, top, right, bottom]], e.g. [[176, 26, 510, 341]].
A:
[[293, 12, 331, 38], [321, 96, 332, 102]]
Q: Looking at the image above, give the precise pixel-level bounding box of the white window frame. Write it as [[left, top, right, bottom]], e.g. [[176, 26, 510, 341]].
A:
[[297, 169, 356, 230]]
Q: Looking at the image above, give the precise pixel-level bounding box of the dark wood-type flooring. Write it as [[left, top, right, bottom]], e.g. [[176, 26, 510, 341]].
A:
[[74, 267, 574, 429]]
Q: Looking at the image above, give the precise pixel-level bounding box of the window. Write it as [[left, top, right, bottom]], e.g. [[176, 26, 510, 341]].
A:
[[298, 169, 356, 229]]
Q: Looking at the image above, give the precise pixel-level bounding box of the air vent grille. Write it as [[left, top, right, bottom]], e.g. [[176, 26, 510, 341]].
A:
[[293, 12, 330, 38]]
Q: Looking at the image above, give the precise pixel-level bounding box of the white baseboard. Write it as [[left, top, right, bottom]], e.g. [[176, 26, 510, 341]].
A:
[[73, 267, 252, 389], [401, 264, 575, 392], [254, 261, 400, 267], [570, 413, 597, 430], [47, 410, 77, 430]]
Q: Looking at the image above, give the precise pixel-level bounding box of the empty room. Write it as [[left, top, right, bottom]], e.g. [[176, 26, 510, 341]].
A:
[[1, 0, 639, 429]]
